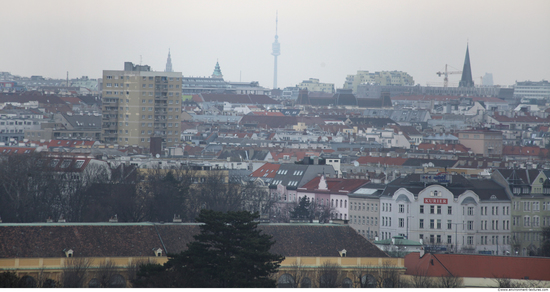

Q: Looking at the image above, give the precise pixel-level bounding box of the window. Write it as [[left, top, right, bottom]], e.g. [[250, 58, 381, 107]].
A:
[[437, 205, 442, 214], [447, 235, 452, 244], [437, 219, 441, 229], [467, 221, 474, 230], [430, 205, 435, 214], [399, 204, 404, 213], [436, 235, 441, 243], [419, 219, 424, 229], [468, 207, 474, 216], [467, 236, 473, 245], [524, 216, 530, 227], [447, 220, 452, 230], [430, 234, 435, 244], [430, 219, 434, 229], [420, 205, 424, 214], [534, 202, 540, 211], [447, 206, 452, 215], [399, 218, 404, 228]]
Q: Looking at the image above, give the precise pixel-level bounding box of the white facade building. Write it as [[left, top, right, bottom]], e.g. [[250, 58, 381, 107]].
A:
[[379, 174, 512, 255]]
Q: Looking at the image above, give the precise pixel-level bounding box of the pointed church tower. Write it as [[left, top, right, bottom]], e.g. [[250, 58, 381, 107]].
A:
[[212, 60, 223, 79], [165, 49, 173, 72], [459, 44, 474, 87]]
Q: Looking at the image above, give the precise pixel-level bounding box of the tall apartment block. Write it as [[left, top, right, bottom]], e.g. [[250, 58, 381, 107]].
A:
[[101, 62, 182, 148]]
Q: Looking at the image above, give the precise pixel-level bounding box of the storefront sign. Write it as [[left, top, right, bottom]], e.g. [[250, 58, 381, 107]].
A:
[[424, 198, 448, 204]]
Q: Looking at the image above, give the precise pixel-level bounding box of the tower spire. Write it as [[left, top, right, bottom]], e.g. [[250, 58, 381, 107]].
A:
[[165, 49, 173, 72], [271, 11, 280, 90], [459, 44, 474, 87], [212, 60, 223, 79]]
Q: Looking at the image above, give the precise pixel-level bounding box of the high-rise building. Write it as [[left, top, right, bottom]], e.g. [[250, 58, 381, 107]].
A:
[[101, 62, 182, 149], [165, 49, 173, 73], [271, 12, 280, 90], [343, 70, 414, 93], [459, 45, 474, 88]]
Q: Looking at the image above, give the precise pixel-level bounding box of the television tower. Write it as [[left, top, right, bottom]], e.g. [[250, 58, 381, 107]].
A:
[[271, 12, 280, 90]]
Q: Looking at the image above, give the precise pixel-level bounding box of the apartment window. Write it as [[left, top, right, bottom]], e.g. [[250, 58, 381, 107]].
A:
[[447, 235, 452, 244], [448, 206, 452, 215], [419, 219, 424, 229], [430, 219, 435, 229], [437, 206, 442, 214], [524, 202, 531, 212], [399, 204, 404, 213], [420, 205, 424, 214], [399, 218, 404, 228], [467, 236, 473, 245], [468, 207, 474, 216], [447, 220, 452, 230], [437, 219, 441, 229], [430, 205, 435, 214], [436, 235, 441, 243], [430, 234, 435, 244], [534, 202, 540, 211], [467, 221, 474, 230]]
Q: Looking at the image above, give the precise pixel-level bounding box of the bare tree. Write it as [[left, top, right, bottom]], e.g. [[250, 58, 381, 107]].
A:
[[286, 260, 311, 288], [436, 272, 463, 288], [95, 260, 118, 288], [316, 261, 343, 288], [493, 276, 543, 288], [61, 257, 90, 288], [409, 269, 435, 288]]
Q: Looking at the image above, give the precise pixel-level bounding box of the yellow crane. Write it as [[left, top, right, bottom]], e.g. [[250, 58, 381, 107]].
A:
[[436, 64, 462, 87]]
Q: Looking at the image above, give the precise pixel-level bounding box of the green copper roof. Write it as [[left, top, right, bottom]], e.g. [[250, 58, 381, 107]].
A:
[[373, 235, 423, 246]]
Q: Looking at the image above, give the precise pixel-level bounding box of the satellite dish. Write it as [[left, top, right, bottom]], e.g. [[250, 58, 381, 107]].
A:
[[338, 154, 342, 158], [156, 154, 160, 158], [353, 161, 359, 167]]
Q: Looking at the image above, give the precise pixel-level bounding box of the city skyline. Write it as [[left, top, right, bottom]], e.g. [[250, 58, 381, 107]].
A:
[[1, 0, 549, 88]]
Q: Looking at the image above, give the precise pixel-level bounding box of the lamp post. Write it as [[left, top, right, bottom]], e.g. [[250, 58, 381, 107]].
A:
[[451, 222, 463, 254]]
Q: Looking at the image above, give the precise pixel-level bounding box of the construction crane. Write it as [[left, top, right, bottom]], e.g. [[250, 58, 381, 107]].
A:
[[436, 64, 462, 87]]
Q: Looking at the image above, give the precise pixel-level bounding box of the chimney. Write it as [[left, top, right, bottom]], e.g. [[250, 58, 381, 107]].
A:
[[173, 214, 182, 223], [109, 214, 118, 223], [420, 247, 425, 258], [58, 215, 66, 223]]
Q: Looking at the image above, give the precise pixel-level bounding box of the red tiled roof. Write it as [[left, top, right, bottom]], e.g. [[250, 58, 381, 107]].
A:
[[417, 143, 470, 153], [46, 140, 96, 148], [271, 151, 322, 162], [492, 113, 550, 123], [250, 163, 281, 178], [0, 147, 35, 155], [502, 145, 548, 156], [405, 252, 550, 281], [356, 156, 407, 166], [251, 111, 285, 116], [300, 176, 369, 193]]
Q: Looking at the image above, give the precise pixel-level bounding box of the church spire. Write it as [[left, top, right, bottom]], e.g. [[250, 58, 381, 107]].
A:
[[212, 60, 223, 79], [459, 44, 474, 87], [165, 49, 173, 72]]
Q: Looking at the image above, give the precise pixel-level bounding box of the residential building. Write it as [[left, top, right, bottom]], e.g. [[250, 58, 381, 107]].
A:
[[297, 78, 335, 93], [343, 70, 414, 93], [101, 62, 182, 148], [348, 184, 384, 240], [492, 169, 550, 256], [379, 173, 511, 255], [513, 80, 550, 101], [457, 129, 503, 157]]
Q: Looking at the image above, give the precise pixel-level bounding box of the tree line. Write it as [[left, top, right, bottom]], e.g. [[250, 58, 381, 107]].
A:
[[0, 154, 273, 223]]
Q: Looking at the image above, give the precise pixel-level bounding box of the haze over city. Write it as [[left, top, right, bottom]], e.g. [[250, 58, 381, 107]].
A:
[[1, 0, 549, 88]]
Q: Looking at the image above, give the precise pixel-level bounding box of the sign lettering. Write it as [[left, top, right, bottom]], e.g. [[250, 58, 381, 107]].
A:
[[424, 198, 448, 204]]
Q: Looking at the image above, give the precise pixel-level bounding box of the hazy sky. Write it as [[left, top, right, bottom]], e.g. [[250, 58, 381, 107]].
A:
[[1, 0, 549, 89]]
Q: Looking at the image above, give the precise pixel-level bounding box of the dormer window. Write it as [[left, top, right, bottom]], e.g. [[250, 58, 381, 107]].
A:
[[154, 248, 163, 257], [64, 249, 74, 258]]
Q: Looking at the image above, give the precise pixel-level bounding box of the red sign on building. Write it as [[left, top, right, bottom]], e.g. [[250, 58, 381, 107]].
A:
[[424, 198, 448, 204]]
